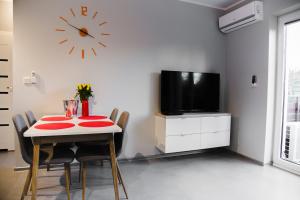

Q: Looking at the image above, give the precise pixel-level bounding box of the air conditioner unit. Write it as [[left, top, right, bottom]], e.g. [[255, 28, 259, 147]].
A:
[[283, 123, 300, 163], [219, 1, 263, 33]]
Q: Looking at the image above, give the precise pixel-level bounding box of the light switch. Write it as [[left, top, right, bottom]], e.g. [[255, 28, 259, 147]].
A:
[[23, 77, 32, 84]]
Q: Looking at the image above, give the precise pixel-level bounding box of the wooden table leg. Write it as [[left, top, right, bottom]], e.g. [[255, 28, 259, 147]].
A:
[[109, 139, 120, 200], [64, 163, 71, 200], [21, 165, 32, 200], [31, 144, 40, 200], [116, 162, 129, 199], [82, 162, 87, 200]]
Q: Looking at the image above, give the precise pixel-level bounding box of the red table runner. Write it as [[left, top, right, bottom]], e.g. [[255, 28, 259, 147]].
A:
[[78, 121, 114, 128], [34, 123, 75, 130], [78, 115, 107, 120], [41, 116, 72, 121]]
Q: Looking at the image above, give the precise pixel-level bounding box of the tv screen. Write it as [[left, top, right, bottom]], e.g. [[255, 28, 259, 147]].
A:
[[160, 70, 220, 115]]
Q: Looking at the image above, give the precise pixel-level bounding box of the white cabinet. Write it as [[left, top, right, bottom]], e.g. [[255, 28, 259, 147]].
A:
[[155, 113, 231, 153]]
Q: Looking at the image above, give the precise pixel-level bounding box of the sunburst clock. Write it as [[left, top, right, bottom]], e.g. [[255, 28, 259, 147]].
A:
[[56, 6, 110, 60]]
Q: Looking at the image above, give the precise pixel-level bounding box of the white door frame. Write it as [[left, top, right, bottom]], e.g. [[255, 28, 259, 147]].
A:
[[273, 10, 300, 175]]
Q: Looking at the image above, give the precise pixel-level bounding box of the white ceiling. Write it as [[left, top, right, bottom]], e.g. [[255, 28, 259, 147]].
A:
[[179, 0, 246, 10]]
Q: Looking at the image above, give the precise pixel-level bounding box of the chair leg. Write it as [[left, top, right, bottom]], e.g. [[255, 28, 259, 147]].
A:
[[116, 162, 129, 199], [100, 160, 104, 166], [20, 165, 32, 200], [64, 163, 71, 200], [79, 162, 82, 183], [31, 144, 40, 200], [109, 139, 120, 200], [68, 164, 72, 185], [82, 162, 87, 200], [47, 164, 50, 171], [108, 159, 121, 184]]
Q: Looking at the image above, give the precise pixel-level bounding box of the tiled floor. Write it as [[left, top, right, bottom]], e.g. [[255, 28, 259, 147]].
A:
[[1, 150, 300, 200]]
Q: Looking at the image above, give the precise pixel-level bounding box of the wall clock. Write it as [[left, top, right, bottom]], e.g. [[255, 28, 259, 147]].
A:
[[56, 6, 110, 60]]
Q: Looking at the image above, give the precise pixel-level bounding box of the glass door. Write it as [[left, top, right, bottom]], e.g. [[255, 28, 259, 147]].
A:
[[274, 10, 300, 174]]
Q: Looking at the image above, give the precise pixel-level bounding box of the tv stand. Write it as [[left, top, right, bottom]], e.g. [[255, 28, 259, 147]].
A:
[[155, 113, 231, 153]]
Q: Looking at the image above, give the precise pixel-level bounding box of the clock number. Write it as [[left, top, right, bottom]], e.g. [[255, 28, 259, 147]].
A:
[[93, 11, 98, 19], [59, 39, 68, 44], [81, 6, 88, 16], [70, 8, 76, 17], [91, 48, 97, 56], [69, 46, 75, 55], [82, 49, 85, 59], [99, 22, 107, 26]]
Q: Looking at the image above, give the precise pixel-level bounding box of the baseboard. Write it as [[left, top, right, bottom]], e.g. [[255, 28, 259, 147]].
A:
[[14, 162, 80, 171], [118, 149, 208, 163], [273, 163, 300, 176], [15, 148, 255, 171], [14, 149, 212, 171], [228, 150, 265, 166]]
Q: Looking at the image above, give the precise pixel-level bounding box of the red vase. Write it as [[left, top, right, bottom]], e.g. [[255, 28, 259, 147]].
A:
[[81, 100, 89, 117]]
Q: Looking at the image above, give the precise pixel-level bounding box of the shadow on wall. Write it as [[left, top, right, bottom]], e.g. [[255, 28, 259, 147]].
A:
[[122, 72, 162, 159], [230, 116, 239, 151]]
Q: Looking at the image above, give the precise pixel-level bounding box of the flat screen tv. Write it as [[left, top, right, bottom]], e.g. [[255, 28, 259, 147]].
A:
[[160, 70, 220, 115]]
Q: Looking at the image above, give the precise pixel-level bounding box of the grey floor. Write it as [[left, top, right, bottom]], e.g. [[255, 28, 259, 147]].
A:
[[1, 150, 300, 200]]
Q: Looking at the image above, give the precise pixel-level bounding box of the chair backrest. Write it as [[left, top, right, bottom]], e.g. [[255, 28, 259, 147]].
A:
[[12, 114, 33, 164], [110, 108, 119, 123], [114, 111, 129, 156], [25, 110, 37, 127]]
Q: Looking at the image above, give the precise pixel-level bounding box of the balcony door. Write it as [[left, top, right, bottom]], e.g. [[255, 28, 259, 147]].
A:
[[274, 10, 300, 174]]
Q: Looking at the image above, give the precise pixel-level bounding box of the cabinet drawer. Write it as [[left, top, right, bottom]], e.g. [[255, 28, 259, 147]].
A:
[[0, 44, 10, 60], [0, 125, 12, 149], [0, 110, 10, 124], [166, 118, 201, 136], [0, 94, 11, 108], [166, 118, 183, 136], [165, 134, 201, 153], [201, 116, 231, 132], [182, 118, 201, 134], [0, 61, 10, 76], [200, 131, 230, 149], [0, 78, 10, 91]]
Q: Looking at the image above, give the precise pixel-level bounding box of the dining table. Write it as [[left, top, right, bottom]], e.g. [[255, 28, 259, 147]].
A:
[[24, 115, 122, 200]]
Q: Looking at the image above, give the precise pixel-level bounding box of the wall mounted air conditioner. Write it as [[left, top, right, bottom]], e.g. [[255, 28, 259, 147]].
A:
[[219, 1, 263, 33], [283, 123, 300, 163]]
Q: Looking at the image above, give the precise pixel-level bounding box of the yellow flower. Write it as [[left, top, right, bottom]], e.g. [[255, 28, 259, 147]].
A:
[[78, 84, 82, 90], [87, 84, 91, 90]]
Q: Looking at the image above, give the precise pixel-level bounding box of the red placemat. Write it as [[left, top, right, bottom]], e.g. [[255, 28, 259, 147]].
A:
[[78, 115, 107, 120], [34, 123, 75, 130], [78, 121, 114, 128], [41, 116, 72, 121]]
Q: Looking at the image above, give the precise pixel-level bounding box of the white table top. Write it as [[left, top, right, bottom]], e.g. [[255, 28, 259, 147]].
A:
[[24, 115, 122, 137]]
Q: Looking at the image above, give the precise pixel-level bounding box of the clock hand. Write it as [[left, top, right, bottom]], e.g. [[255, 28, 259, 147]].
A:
[[68, 23, 96, 39], [60, 17, 95, 39]]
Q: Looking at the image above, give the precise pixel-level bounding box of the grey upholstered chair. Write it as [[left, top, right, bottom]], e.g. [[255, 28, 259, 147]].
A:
[[13, 114, 75, 200], [76, 108, 119, 148], [25, 110, 74, 171], [110, 108, 119, 123], [76, 108, 119, 181], [25, 110, 37, 127], [75, 111, 129, 199]]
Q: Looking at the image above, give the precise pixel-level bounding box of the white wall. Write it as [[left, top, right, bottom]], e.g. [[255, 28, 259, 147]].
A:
[[226, 0, 300, 164], [13, 0, 226, 166], [0, 0, 13, 32]]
